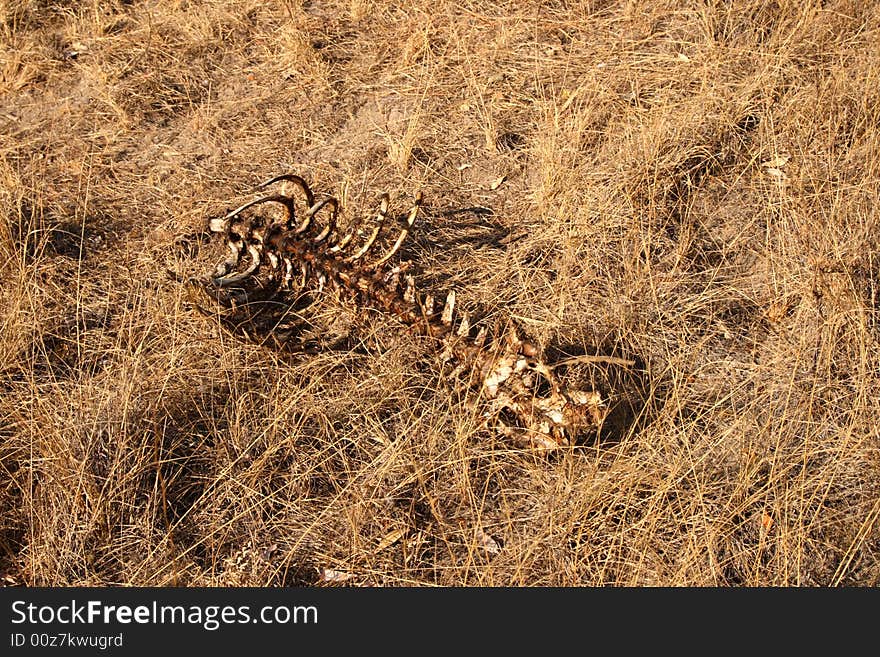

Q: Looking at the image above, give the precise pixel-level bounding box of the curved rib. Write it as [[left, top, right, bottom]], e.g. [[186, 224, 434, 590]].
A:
[[307, 198, 339, 243], [212, 243, 263, 287], [346, 194, 389, 262], [222, 194, 298, 231], [213, 235, 245, 278], [329, 219, 360, 253], [369, 192, 421, 268], [282, 256, 296, 290], [253, 174, 316, 230]]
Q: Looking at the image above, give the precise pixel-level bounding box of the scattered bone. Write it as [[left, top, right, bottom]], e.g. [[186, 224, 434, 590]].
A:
[[474, 326, 487, 348], [404, 275, 416, 304], [209, 216, 230, 233], [441, 290, 456, 326], [317, 568, 356, 584]]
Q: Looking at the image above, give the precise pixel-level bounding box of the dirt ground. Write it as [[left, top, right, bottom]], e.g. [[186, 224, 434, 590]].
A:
[[1, 0, 879, 586]]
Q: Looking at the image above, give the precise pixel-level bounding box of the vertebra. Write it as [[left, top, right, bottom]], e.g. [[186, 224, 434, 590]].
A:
[[184, 173, 609, 449]]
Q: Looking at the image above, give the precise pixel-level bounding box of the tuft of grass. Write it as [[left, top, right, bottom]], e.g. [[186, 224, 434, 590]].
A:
[[0, 0, 878, 586]]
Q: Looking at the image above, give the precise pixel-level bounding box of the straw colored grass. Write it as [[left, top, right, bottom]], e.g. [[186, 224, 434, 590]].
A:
[[1, 0, 878, 586]]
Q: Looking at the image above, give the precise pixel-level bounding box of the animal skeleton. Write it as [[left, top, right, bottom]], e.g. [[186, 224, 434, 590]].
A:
[[183, 174, 611, 450]]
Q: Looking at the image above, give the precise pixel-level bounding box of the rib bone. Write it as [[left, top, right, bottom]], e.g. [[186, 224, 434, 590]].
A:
[[187, 173, 612, 450], [346, 194, 389, 261], [370, 192, 421, 268]]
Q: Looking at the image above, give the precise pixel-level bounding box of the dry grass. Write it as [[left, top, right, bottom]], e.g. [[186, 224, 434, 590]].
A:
[[1, 0, 879, 586]]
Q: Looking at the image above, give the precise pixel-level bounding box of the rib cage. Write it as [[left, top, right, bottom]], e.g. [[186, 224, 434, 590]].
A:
[[185, 173, 609, 450]]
